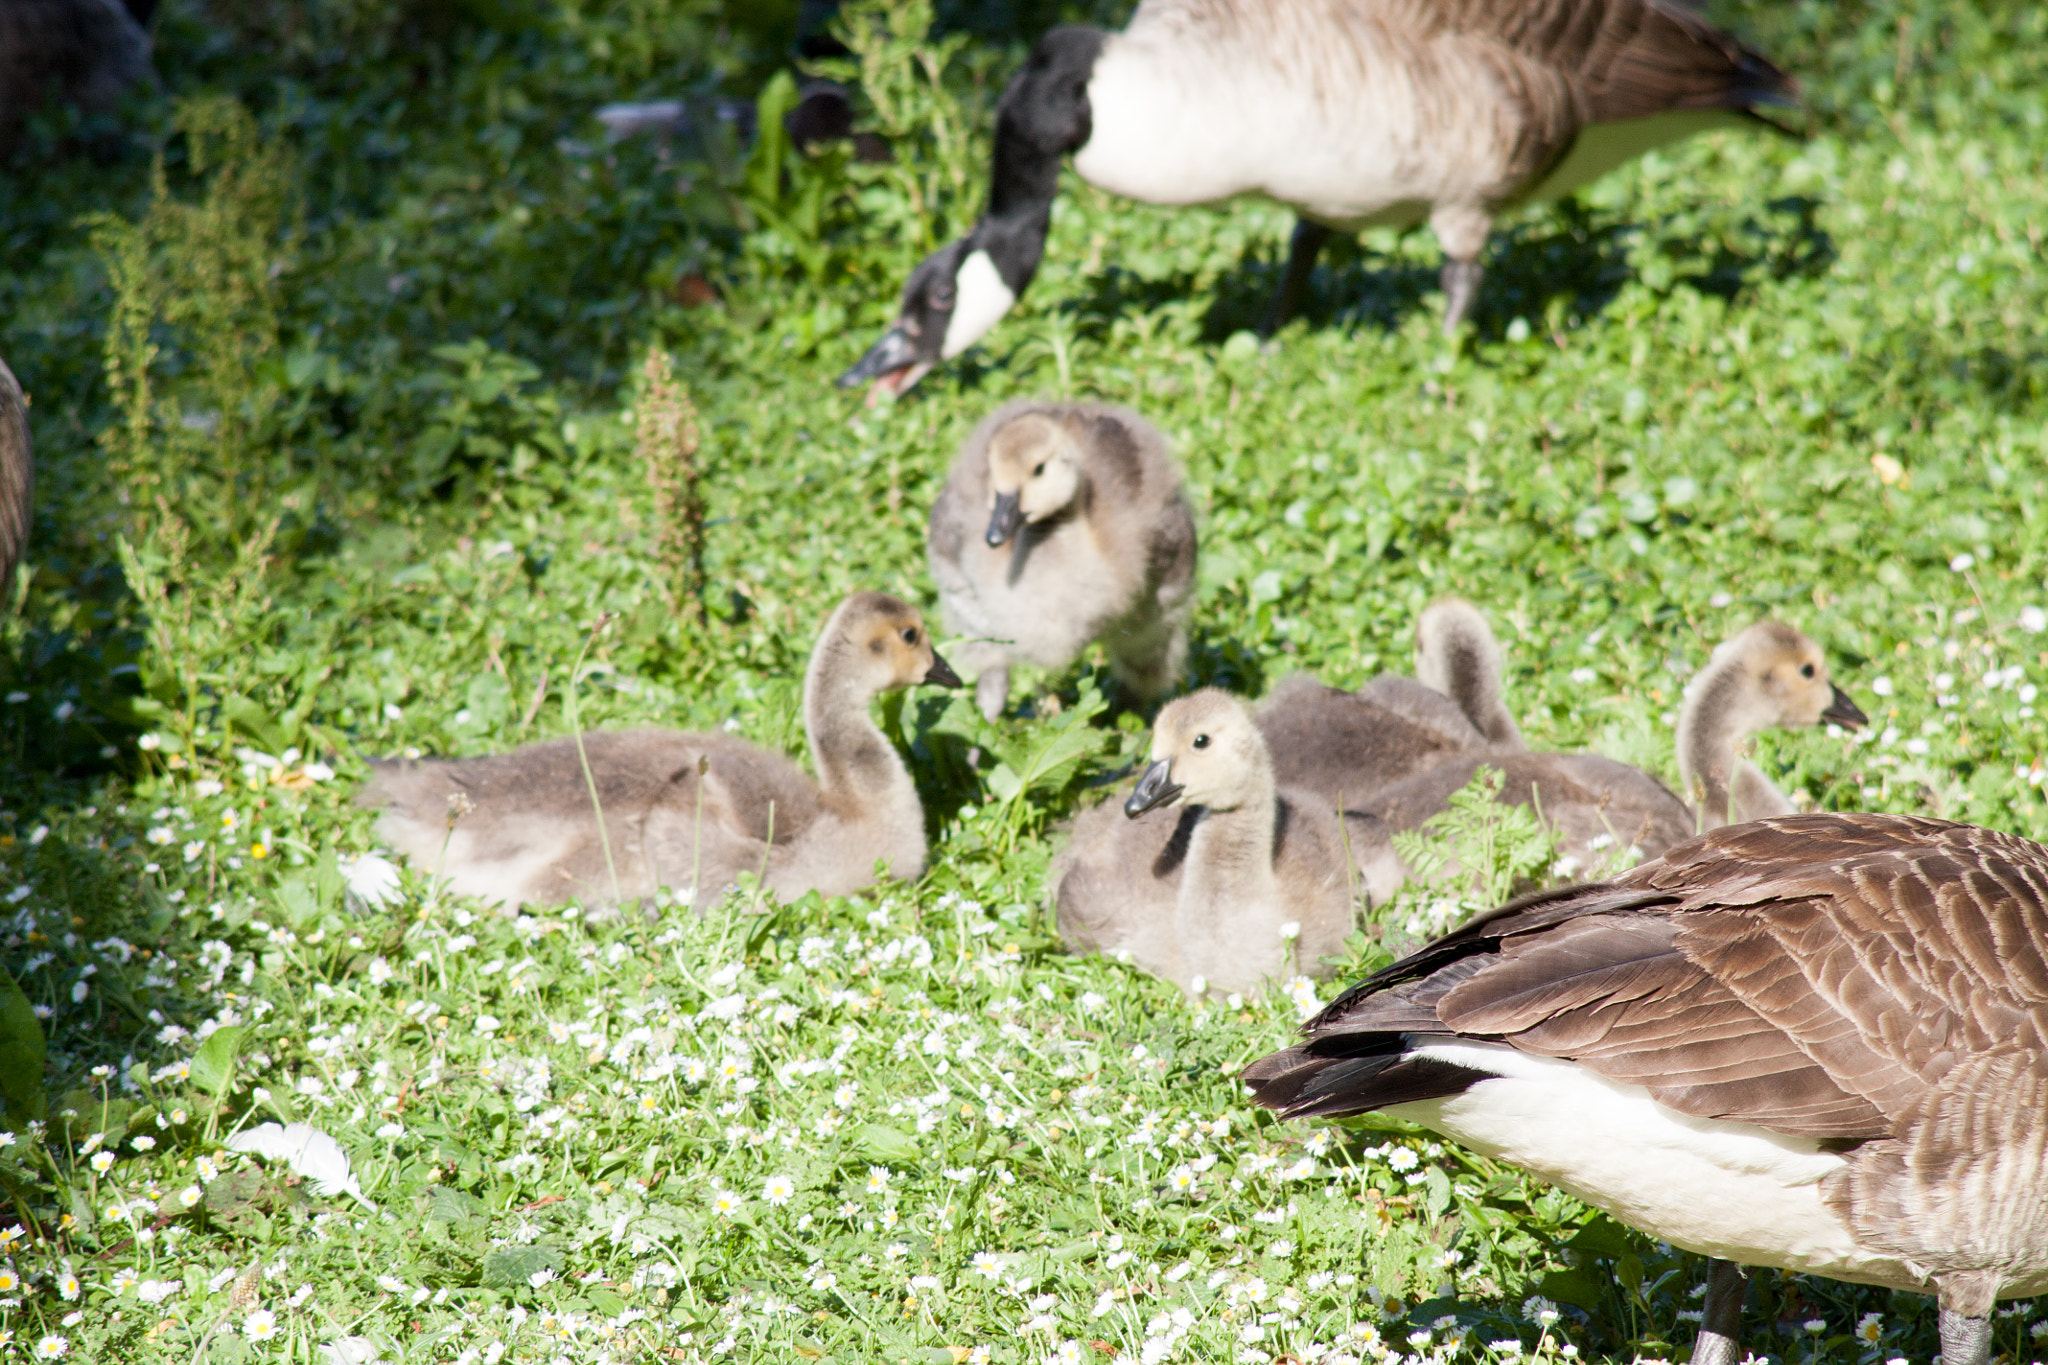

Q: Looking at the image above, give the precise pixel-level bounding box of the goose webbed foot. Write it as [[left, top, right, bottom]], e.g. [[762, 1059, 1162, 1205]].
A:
[[1687, 1260, 1748, 1365], [1261, 219, 1332, 336], [1939, 1309, 1993, 1365], [1440, 257, 1484, 334]]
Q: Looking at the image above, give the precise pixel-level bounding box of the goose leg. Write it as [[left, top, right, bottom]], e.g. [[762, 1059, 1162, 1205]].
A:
[[1260, 219, 1331, 335], [1688, 1259, 1748, 1365], [975, 666, 1010, 722], [1428, 203, 1492, 334], [1439, 258, 1484, 333], [1938, 1310, 1993, 1365]]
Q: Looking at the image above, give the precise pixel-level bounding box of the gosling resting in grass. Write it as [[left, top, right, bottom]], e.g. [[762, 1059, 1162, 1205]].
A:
[[1262, 597, 1521, 816], [1678, 620, 1867, 828], [359, 593, 961, 909], [1052, 689, 1356, 996], [928, 401, 1196, 720], [1404, 597, 1524, 750]]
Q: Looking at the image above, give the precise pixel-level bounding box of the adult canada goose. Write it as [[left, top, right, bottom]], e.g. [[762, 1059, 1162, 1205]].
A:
[[928, 400, 1196, 720], [1678, 619, 1868, 827], [0, 359, 34, 599], [1051, 689, 1361, 995], [1245, 813, 2048, 1365], [839, 0, 1795, 398], [0, 0, 156, 156], [1260, 597, 1522, 812], [359, 593, 961, 908]]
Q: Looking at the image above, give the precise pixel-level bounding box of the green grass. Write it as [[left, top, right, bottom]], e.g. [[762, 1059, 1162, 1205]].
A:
[[0, 0, 2045, 1360]]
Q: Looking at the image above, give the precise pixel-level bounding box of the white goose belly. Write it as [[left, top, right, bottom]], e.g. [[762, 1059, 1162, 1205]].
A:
[[1074, 30, 1508, 226], [1385, 1042, 1929, 1293]]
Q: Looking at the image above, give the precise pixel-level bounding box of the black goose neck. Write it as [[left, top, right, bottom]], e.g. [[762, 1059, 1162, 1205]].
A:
[[989, 25, 1104, 221]]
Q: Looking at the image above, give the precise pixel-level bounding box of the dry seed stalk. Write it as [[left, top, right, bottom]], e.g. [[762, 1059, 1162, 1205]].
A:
[[637, 347, 707, 624]]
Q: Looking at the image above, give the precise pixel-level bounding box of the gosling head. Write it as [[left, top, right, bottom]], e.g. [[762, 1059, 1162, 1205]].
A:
[[1126, 689, 1269, 817], [983, 411, 1083, 547], [825, 592, 964, 694], [1705, 620, 1866, 731]]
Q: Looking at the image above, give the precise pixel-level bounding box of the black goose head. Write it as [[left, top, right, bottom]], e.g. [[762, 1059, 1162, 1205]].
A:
[[838, 26, 1105, 401]]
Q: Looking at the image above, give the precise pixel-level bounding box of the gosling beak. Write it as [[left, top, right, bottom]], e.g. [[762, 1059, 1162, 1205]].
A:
[[1822, 684, 1868, 730], [838, 326, 931, 404], [985, 492, 1024, 548], [1124, 759, 1184, 818], [922, 650, 963, 689]]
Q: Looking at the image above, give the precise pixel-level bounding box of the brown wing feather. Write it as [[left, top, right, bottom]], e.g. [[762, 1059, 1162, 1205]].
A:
[[1379, 0, 1794, 121], [1437, 912, 1888, 1136], [1256, 811, 2048, 1290]]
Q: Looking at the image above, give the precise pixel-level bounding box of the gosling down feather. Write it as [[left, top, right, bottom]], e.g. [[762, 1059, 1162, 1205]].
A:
[[1679, 619, 1868, 828], [928, 400, 1196, 720], [841, 0, 1795, 398], [1245, 812, 2048, 1365], [359, 593, 961, 908], [1259, 598, 1523, 817], [1274, 612, 1865, 890], [1052, 689, 1358, 996], [0, 358, 34, 598]]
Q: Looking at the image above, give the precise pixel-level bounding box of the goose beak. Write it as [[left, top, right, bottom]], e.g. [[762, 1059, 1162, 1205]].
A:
[[985, 492, 1023, 547], [1124, 759, 1184, 817], [922, 650, 963, 689], [838, 327, 932, 404], [1822, 684, 1868, 730]]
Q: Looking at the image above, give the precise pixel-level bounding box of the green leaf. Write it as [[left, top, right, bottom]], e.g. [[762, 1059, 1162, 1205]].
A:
[[985, 764, 1022, 802], [1564, 1213, 1649, 1259], [189, 1025, 249, 1096], [857, 1124, 920, 1167], [481, 1243, 565, 1289], [222, 695, 293, 753], [743, 71, 799, 214], [1423, 1165, 1453, 1218], [0, 970, 45, 1120]]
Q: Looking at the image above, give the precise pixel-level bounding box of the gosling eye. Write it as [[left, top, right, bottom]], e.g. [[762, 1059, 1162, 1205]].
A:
[[901, 627, 920, 646], [1190, 733, 1210, 750], [1032, 462, 1046, 477], [1799, 662, 1816, 679]]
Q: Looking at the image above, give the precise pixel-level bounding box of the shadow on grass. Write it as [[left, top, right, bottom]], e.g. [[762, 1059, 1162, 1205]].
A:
[[1049, 195, 1838, 346]]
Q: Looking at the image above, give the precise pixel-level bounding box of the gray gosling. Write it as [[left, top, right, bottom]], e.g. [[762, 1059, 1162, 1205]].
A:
[[359, 593, 961, 909], [928, 400, 1196, 720], [1362, 618, 1868, 882], [1052, 689, 1355, 997], [1677, 620, 1867, 828], [1259, 597, 1518, 818], [1404, 597, 1524, 750], [0, 358, 34, 598]]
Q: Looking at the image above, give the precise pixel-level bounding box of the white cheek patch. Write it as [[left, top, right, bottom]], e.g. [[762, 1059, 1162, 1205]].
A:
[[940, 250, 1017, 359]]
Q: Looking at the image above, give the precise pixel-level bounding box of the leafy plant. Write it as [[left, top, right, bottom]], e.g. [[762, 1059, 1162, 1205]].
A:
[[1389, 767, 1560, 940]]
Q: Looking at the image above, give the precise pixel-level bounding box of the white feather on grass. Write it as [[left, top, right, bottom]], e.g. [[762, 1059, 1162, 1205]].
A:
[[226, 1123, 376, 1209]]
